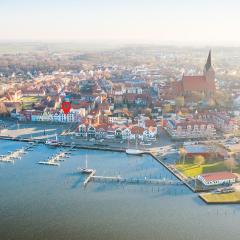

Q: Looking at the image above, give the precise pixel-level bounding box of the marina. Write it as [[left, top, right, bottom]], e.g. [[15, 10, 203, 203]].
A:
[[38, 149, 72, 166], [0, 144, 35, 163], [0, 136, 193, 191], [0, 139, 240, 240]]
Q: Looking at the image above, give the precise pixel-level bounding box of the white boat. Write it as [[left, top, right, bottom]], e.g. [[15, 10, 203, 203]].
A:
[[126, 138, 144, 155], [45, 139, 60, 146], [78, 154, 94, 173], [140, 142, 152, 146], [126, 149, 144, 155], [45, 135, 60, 147]]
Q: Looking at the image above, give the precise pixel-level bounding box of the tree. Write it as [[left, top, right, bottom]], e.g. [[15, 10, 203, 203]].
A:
[[224, 158, 237, 173], [175, 96, 185, 108], [179, 148, 187, 165], [194, 155, 205, 167], [0, 102, 8, 116], [163, 104, 172, 113]]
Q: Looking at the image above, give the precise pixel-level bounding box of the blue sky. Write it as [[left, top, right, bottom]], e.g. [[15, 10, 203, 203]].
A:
[[1, 0, 240, 45]]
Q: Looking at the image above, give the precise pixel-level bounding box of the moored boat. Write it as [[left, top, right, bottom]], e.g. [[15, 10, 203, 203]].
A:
[[78, 154, 94, 173], [126, 149, 144, 155], [45, 139, 60, 147]]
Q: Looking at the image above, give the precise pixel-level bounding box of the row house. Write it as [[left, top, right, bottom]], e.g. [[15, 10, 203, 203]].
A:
[[166, 119, 216, 139], [210, 113, 238, 133], [22, 89, 46, 97], [124, 87, 143, 94], [77, 124, 131, 140], [31, 110, 81, 123], [138, 118, 158, 140], [108, 116, 132, 125], [78, 123, 111, 139], [113, 93, 124, 105], [196, 112, 239, 134], [124, 93, 152, 106], [77, 123, 157, 141]]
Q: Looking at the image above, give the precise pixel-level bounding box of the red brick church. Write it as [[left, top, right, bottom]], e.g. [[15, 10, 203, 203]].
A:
[[173, 51, 216, 97]]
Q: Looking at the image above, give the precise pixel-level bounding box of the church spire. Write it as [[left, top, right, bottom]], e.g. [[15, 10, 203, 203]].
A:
[[204, 50, 212, 72]]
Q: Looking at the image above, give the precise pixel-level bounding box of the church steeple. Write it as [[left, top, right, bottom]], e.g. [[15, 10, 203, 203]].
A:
[[204, 50, 212, 72]]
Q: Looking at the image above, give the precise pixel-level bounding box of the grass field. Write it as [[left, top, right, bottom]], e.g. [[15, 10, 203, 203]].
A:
[[20, 96, 42, 109], [176, 161, 240, 178], [200, 192, 240, 203]]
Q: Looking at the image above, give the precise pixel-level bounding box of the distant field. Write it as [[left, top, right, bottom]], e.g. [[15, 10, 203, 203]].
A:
[[0, 43, 46, 54], [0, 42, 121, 54], [20, 96, 42, 109], [176, 161, 240, 178]]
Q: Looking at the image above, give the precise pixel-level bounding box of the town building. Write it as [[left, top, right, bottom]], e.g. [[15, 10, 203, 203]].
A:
[[166, 119, 216, 139], [183, 144, 228, 159], [197, 112, 239, 134], [197, 172, 237, 186], [173, 51, 216, 97]]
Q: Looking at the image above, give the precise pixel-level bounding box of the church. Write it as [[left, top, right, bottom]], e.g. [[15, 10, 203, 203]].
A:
[[173, 51, 216, 97]]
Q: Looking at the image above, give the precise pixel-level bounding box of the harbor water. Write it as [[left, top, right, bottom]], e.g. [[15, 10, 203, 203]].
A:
[[0, 140, 240, 240]]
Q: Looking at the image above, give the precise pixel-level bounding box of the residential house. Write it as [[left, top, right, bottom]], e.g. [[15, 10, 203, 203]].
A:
[[166, 119, 216, 139]]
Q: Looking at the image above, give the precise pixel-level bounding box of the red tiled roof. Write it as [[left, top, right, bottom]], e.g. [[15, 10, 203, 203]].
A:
[[145, 119, 156, 127], [72, 102, 91, 108], [131, 126, 144, 134], [200, 171, 237, 182]]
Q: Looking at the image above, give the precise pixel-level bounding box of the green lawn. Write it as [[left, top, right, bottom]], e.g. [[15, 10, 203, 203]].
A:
[[176, 161, 237, 178], [20, 96, 42, 109], [200, 192, 240, 203]]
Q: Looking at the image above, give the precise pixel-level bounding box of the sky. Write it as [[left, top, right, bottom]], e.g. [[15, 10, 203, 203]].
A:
[[1, 0, 240, 45]]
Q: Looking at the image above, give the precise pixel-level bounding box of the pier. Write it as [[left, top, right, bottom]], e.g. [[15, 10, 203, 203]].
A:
[[81, 170, 182, 187], [150, 152, 196, 192], [91, 175, 182, 185], [37, 150, 71, 166], [38, 161, 60, 166], [37, 148, 72, 166], [0, 145, 34, 163], [83, 170, 96, 187]]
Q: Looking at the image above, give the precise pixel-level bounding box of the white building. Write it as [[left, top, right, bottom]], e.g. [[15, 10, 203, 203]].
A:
[[197, 172, 237, 186], [31, 110, 81, 123], [166, 119, 216, 139]]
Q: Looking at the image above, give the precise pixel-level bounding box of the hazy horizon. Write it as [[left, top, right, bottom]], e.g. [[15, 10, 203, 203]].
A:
[[1, 0, 240, 46]]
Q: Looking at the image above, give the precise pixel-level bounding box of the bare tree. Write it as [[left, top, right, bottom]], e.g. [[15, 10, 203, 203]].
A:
[[194, 155, 205, 167], [224, 158, 237, 173]]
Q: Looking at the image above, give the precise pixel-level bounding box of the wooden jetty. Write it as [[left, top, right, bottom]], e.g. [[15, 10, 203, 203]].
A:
[[37, 151, 69, 166], [91, 175, 182, 185], [80, 169, 182, 187], [83, 170, 96, 187], [38, 161, 60, 166], [0, 146, 31, 163]]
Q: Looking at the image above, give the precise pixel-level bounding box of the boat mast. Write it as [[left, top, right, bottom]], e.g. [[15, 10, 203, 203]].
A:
[[135, 133, 138, 149]]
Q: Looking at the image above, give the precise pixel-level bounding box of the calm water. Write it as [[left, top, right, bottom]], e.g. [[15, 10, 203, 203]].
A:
[[0, 140, 240, 240]]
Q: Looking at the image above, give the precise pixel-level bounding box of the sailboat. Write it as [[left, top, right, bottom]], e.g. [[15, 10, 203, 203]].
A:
[[126, 137, 144, 155], [78, 154, 94, 173]]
